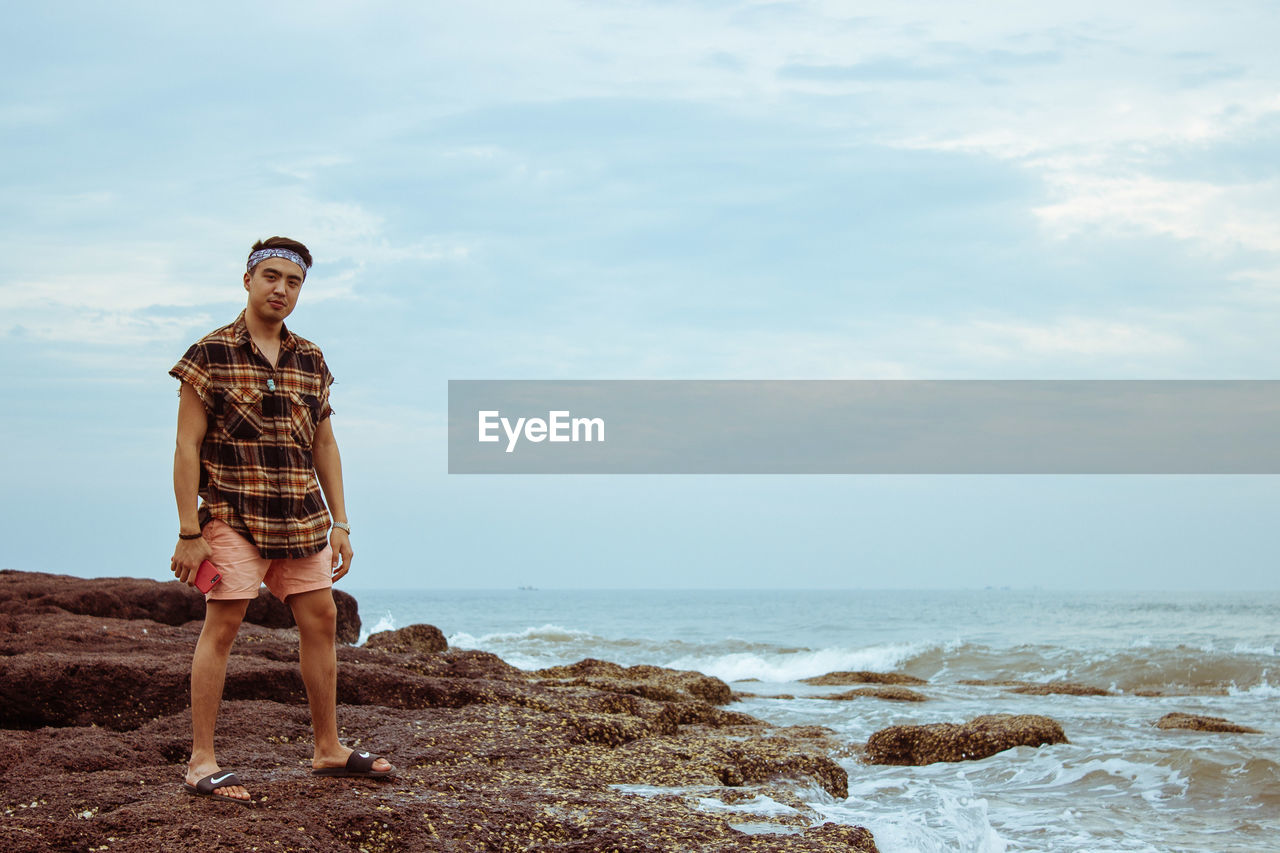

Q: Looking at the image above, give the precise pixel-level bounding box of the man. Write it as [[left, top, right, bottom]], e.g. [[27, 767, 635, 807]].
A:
[[169, 237, 393, 805]]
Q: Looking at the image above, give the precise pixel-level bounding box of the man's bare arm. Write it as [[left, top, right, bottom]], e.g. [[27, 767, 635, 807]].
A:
[[172, 382, 212, 584], [313, 416, 353, 582]]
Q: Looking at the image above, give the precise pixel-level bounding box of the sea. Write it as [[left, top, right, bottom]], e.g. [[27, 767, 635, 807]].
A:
[[345, 588, 1280, 853]]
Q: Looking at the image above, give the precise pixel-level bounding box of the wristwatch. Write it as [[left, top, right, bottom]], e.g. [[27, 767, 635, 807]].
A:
[[332, 522, 351, 534]]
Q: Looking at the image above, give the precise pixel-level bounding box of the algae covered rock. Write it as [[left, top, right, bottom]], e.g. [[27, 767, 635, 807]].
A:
[[365, 622, 449, 654], [822, 686, 929, 702], [801, 670, 926, 686], [536, 657, 734, 705], [1154, 712, 1261, 734], [866, 713, 1067, 765]]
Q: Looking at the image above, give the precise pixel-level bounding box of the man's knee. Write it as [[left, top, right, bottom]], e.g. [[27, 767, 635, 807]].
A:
[[289, 588, 337, 632], [200, 599, 249, 649]]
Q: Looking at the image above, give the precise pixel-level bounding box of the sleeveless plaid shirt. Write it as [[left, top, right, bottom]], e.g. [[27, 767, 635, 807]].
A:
[[170, 311, 335, 559]]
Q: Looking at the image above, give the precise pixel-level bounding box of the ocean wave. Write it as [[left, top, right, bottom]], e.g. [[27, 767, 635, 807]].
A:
[[356, 610, 396, 646], [664, 642, 932, 684], [831, 782, 1008, 853], [429, 618, 1279, 694], [445, 624, 822, 671], [449, 623, 604, 648], [1227, 680, 1280, 698], [1232, 642, 1279, 656], [900, 642, 1279, 694], [1010, 755, 1188, 802]]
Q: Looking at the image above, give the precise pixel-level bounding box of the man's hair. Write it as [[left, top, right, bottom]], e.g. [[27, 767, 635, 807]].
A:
[[249, 236, 313, 270]]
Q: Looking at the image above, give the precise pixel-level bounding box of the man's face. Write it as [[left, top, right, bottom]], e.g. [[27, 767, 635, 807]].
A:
[[243, 258, 305, 323]]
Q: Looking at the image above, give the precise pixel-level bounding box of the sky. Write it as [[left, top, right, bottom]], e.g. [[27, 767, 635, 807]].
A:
[[2, 1, 1278, 590]]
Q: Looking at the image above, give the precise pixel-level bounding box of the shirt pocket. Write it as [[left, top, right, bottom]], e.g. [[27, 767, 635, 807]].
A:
[[289, 391, 323, 448], [220, 386, 264, 441]]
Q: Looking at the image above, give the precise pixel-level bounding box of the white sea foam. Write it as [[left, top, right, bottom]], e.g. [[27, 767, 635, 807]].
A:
[[449, 623, 602, 648], [356, 610, 396, 646], [1002, 755, 1186, 803], [696, 794, 800, 818], [1232, 641, 1278, 656], [494, 653, 553, 671], [819, 788, 1007, 853], [663, 641, 931, 683], [1227, 680, 1280, 697]]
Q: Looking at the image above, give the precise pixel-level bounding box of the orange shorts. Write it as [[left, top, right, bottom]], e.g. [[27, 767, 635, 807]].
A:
[[203, 519, 333, 601]]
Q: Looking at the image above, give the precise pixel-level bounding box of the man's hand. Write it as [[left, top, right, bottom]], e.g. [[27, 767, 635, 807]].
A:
[[172, 535, 213, 585], [330, 528, 353, 582]]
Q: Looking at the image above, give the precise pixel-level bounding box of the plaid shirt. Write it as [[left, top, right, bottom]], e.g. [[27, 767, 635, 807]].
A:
[[170, 310, 335, 559]]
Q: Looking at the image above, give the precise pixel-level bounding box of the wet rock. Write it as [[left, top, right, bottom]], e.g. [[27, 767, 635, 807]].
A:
[[1154, 712, 1261, 734], [536, 658, 735, 705], [822, 687, 928, 702], [801, 670, 926, 686], [804, 823, 879, 850], [1010, 682, 1111, 696], [959, 679, 1112, 696], [0, 570, 878, 852], [957, 679, 1022, 686], [778, 725, 842, 741], [364, 622, 448, 654], [0, 569, 361, 644], [865, 714, 1068, 765]]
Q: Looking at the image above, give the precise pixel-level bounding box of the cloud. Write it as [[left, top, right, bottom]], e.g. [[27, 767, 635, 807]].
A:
[[421, 310, 1192, 383], [5, 310, 218, 348], [0, 184, 471, 348], [1033, 175, 1280, 255]]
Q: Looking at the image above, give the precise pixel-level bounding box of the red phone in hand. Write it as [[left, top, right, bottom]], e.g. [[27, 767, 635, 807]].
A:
[[194, 559, 222, 594]]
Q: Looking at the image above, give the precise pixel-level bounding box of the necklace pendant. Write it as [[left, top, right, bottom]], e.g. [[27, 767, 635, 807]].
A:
[[266, 378, 276, 392]]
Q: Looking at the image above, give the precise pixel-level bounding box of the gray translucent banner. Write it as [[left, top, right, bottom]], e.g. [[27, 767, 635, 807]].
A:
[[448, 380, 1280, 474]]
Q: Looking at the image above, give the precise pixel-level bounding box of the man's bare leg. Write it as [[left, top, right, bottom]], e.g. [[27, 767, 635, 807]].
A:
[[289, 587, 392, 773], [186, 598, 251, 800]]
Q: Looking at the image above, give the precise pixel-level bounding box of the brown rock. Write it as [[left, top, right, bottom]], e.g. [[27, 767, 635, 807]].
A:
[[957, 679, 1023, 686], [822, 686, 928, 702], [0, 612, 531, 730], [0, 569, 361, 643], [802, 670, 926, 686], [364, 622, 448, 654], [959, 679, 1112, 696], [536, 657, 734, 705], [866, 714, 1068, 765], [1154, 712, 1262, 734], [1010, 682, 1111, 696]]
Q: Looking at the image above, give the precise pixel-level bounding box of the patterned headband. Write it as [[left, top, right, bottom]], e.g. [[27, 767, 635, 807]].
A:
[[247, 248, 309, 275]]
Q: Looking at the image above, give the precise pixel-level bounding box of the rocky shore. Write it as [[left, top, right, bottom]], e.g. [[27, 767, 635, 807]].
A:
[[0, 571, 877, 852], [11, 571, 1256, 851]]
